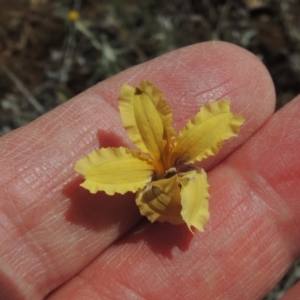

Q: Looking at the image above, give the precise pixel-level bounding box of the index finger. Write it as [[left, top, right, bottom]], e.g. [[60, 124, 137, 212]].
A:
[[0, 41, 275, 299]]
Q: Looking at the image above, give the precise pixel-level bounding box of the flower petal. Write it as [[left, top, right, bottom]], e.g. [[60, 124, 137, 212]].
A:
[[171, 100, 245, 164], [177, 169, 210, 232], [75, 147, 154, 195], [135, 175, 184, 225], [118, 81, 176, 170]]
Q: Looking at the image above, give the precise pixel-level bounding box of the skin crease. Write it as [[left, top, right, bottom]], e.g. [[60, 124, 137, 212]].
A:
[[0, 41, 299, 299]]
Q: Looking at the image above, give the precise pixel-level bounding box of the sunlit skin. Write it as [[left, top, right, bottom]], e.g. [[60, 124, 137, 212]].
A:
[[0, 41, 300, 299]]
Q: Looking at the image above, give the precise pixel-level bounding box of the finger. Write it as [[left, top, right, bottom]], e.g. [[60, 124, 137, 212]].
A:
[[281, 280, 300, 300], [0, 41, 275, 299], [48, 96, 300, 299]]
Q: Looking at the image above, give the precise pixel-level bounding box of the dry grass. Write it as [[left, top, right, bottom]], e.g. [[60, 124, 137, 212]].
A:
[[1, 0, 300, 135]]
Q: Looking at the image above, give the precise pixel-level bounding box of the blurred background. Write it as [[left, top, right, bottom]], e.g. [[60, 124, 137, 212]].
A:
[[0, 0, 299, 298]]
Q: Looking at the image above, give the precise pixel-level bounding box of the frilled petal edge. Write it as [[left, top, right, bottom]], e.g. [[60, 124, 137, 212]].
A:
[[75, 147, 154, 195], [171, 100, 245, 165], [177, 169, 210, 232]]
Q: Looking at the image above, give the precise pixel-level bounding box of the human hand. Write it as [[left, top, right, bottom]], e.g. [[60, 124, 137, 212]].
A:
[[1, 41, 299, 300]]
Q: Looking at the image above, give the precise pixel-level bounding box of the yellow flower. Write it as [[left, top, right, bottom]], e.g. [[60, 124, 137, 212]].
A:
[[75, 81, 245, 232], [67, 10, 80, 22]]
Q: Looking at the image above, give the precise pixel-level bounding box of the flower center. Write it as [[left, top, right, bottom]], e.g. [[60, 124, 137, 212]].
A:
[[164, 167, 178, 179]]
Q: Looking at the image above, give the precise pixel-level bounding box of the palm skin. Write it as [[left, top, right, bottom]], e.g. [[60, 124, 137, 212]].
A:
[[0, 41, 299, 300]]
